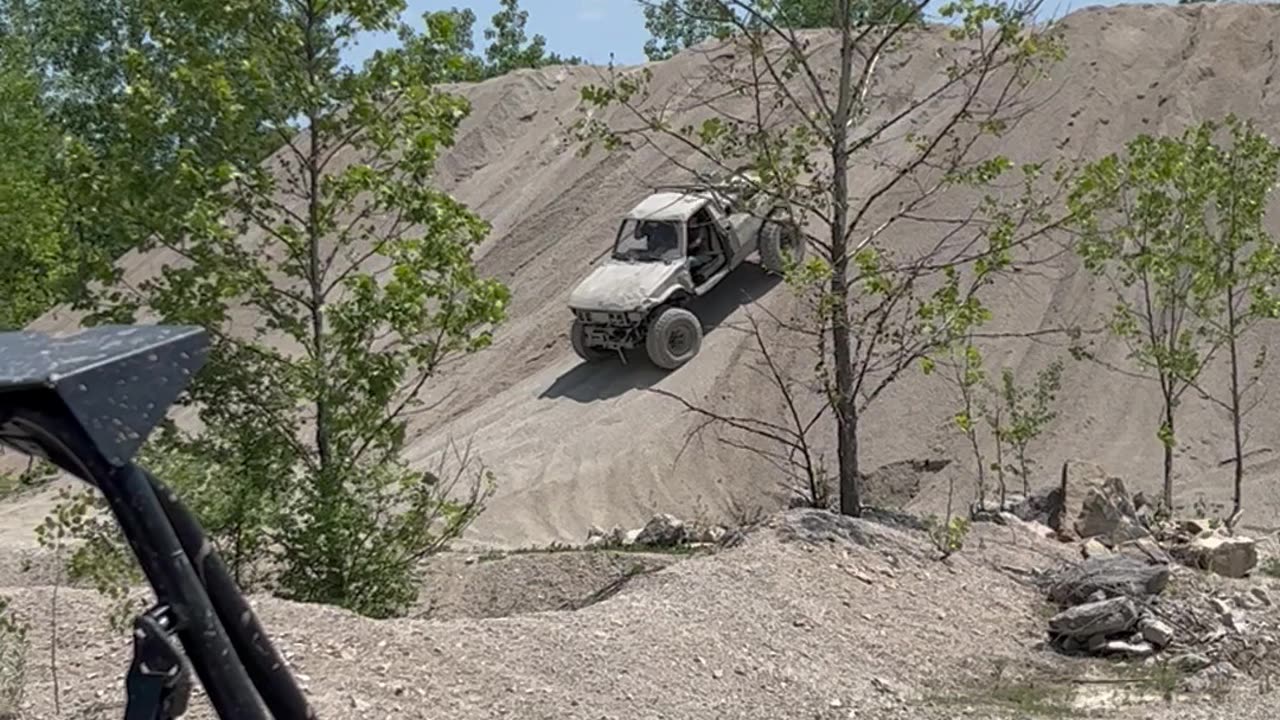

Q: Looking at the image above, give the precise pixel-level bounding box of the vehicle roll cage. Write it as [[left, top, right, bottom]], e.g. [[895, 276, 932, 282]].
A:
[[0, 325, 314, 720]]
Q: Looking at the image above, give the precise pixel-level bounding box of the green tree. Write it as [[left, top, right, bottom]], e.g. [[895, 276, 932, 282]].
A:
[[415, 6, 486, 81], [641, 0, 925, 61], [579, 0, 1065, 516], [482, 0, 581, 77], [1191, 117, 1280, 524], [1069, 129, 1215, 512], [1068, 118, 1280, 515], [49, 4, 507, 619], [0, 32, 72, 329], [1, 0, 289, 305]]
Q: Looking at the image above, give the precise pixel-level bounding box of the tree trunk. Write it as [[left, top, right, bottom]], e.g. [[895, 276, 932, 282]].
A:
[[303, 3, 332, 474], [1227, 285, 1245, 521], [833, 0, 860, 517], [1162, 392, 1175, 513], [993, 409, 1007, 508]]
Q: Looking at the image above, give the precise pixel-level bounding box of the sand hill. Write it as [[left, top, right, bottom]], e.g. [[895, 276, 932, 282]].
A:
[[8, 4, 1280, 551], [8, 5, 1280, 718]]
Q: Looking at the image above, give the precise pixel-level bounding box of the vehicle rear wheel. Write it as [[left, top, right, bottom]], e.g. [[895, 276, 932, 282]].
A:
[[571, 319, 611, 362], [645, 306, 703, 370], [759, 217, 804, 275]]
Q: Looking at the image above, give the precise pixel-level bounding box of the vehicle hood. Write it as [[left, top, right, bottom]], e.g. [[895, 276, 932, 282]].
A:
[[568, 260, 686, 312]]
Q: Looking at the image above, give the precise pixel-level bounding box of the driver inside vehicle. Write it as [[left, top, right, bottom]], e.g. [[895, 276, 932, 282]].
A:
[[688, 222, 712, 269], [639, 220, 677, 254]]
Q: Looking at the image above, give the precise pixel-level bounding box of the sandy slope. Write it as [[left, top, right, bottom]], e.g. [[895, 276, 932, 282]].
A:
[[10, 4, 1280, 549]]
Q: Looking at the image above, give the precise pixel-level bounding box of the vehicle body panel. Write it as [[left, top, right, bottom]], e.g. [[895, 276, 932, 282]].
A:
[[568, 260, 691, 313], [625, 191, 711, 222]]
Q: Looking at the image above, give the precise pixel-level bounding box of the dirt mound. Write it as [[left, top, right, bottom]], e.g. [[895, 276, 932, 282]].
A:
[[412, 548, 684, 620], [11, 4, 1280, 552], [6, 510, 1280, 719]]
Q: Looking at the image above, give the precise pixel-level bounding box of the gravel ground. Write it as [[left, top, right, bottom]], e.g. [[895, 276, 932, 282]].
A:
[[2, 512, 1275, 719]]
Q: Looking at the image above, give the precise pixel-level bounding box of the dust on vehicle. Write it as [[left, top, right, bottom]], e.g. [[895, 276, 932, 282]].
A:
[[568, 181, 804, 370]]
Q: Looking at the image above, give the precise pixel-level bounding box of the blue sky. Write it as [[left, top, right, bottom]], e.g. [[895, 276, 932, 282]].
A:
[[342, 0, 1175, 69]]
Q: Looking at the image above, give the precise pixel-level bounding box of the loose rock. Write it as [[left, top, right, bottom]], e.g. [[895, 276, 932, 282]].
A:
[[1044, 555, 1171, 606], [1138, 617, 1174, 648], [700, 525, 727, 544], [1049, 597, 1139, 639], [1187, 535, 1258, 578], [1179, 518, 1216, 535], [1169, 653, 1212, 673], [1081, 539, 1110, 559], [1117, 537, 1171, 565], [999, 513, 1056, 540], [635, 513, 687, 547], [1104, 640, 1154, 658]]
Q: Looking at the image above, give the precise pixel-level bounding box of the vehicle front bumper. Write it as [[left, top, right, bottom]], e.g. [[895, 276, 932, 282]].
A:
[[571, 308, 647, 350]]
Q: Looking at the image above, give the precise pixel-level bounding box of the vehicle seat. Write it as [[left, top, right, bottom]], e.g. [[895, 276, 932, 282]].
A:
[[688, 224, 722, 283]]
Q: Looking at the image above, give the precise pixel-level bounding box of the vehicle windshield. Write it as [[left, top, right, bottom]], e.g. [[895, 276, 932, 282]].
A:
[[613, 219, 682, 262]]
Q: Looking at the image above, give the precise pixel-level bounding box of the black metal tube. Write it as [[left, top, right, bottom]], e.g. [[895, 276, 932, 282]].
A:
[[109, 464, 270, 720], [146, 470, 317, 719]]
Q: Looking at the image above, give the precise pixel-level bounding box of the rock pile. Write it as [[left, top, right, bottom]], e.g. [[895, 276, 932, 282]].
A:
[[1042, 554, 1173, 659], [966, 458, 1280, 691], [1039, 541, 1280, 690], [974, 460, 1152, 544], [585, 513, 729, 549], [974, 459, 1262, 580]]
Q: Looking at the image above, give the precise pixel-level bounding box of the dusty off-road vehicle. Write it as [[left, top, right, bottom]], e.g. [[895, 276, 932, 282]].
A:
[[567, 182, 804, 369]]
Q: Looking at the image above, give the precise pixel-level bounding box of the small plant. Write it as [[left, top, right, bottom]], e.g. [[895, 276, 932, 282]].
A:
[[924, 478, 971, 558], [932, 670, 1077, 718], [0, 456, 58, 501], [1261, 556, 1280, 578], [925, 514, 972, 557], [994, 361, 1063, 496], [36, 486, 144, 631], [0, 594, 28, 718], [946, 342, 991, 511]]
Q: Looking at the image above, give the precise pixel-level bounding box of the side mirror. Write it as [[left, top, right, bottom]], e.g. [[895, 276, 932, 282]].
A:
[[0, 326, 314, 720]]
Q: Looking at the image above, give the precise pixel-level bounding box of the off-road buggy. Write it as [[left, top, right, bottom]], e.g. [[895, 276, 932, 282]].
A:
[[567, 180, 805, 370]]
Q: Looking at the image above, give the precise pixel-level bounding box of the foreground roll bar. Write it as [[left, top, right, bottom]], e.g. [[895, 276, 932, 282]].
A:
[[0, 326, 315, 719]]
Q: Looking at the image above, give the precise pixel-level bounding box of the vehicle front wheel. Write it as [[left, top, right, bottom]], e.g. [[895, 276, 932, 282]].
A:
[[571, 319, 611, 362], [759, 218, 804, 275], [645, 306, 703, 370]]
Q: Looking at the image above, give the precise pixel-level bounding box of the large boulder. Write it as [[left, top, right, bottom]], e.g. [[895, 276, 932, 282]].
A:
[[1185, 535, 1258, 578], [1044, 555, 1171, 606], [1071, 472, 1148, 545], [634, 513, 688, 547], [1049, 597, 1140, 639], [1026, 460, 1143, 540]]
